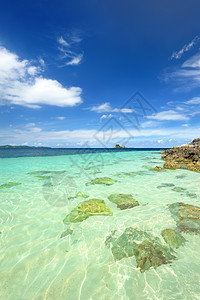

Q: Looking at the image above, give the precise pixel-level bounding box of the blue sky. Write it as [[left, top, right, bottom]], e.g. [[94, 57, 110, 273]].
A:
[[1, 0, 200, 147]]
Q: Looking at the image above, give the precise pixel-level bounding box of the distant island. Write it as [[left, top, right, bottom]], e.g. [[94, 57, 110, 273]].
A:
[[0, 145, 51, 149], [114, 144, 127, 149]]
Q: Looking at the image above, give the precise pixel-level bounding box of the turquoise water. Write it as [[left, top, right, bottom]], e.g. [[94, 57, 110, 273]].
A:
[[1, 150, 200, 300]]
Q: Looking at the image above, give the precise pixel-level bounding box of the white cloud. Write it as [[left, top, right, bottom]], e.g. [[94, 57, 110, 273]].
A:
[[57, 34, 83, 66], [157, 139, 164, 143], [56, 116, 66, 120], [0, 46, 83, 108], [91, 102, 134, 114], [169, 139, 173, 142], [100, 114, 114, 119], [148, 110, 189, 121], [185, 96, 200, 105], [171, 36, 200, 60]]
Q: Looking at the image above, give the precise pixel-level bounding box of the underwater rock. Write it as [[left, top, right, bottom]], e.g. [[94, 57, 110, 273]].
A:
[[75, 192, 89, 198], [35, 175, 53, 180], [153, 166, 164, 171], [86, 177, 116, 186], [157, 183, 175, 189], [28, 171, 66, 175], [106, 227, 175, 272], [164, 160, 182, 170], [171, 187, 187, 193], [176, 175, 187, 179], [0, 182, 21, 189], [108, 194, 139, 210], [161, 229, 186, 248], [60, 228, 73, 238], [168, 202, 200, 233], [63, 199, 113, 224]]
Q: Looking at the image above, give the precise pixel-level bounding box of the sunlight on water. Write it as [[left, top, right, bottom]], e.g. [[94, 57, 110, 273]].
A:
[[1, 150, 200, 299]]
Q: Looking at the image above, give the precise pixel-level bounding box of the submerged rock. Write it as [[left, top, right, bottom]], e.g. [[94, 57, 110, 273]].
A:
[[153, 166, 164, 171], [75, 192, 89, 198], [161, 229, 186, 248], [28, 170, 66, 175], [86, 177, 116, 186], [171, 187, 187, 193], [63, 199, 113, 224], [108, 194, 139, 210], [106, 227, 175, 272], [157, 183, 175, 189], [60, 228, 73, 238], [35, 175, 53, 180], [168, 202, 200, 233], [0, 182, 21, 189], [164, 160, 182, 170]]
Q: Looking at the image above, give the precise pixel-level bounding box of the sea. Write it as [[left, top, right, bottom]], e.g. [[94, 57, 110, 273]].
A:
[[0, 148, 200, 300]]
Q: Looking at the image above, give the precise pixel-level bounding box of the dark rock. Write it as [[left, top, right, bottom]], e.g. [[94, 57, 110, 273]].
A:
[[86, 177, 117, 186], [0, 182, 21, 189], [108, 194, 139, 210], [161, 229, 186, 248]]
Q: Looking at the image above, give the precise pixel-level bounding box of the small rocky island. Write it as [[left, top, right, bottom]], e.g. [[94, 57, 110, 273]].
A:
[[154, 138, 200, 172], [114, 144, 127, 149]]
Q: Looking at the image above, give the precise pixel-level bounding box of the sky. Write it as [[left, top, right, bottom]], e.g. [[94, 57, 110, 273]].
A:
[[1, 0, 200, 148]]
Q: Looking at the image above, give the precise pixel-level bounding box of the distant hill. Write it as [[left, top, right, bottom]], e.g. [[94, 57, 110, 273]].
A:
[[0, 145, 51, 149]]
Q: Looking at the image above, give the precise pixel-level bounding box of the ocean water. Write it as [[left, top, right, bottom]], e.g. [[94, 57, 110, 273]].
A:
[[0, 149, 200, 300]]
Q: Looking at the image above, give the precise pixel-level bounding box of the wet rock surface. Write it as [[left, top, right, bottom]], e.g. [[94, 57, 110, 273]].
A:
[[63, 199, 113, 223], [108, 194, 139, 210], [105, 227, 176, 272], [153, 166, 164, 171], [168, 202, 200, 233], [163, 160, 182, 170]]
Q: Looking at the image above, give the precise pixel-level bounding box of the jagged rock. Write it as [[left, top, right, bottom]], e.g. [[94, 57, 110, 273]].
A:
[[105, 227, 176, 272], [0, 182, 21, 189], [161, 229, 186, 248], [168, 202, 200, 233], [63, 199, 113, 223], [164, 160, 182, 170], [153, 166, 164, 171], [86, 177, 117, 186], [108, 193, 139, 210], [162, 138, 200, 172]]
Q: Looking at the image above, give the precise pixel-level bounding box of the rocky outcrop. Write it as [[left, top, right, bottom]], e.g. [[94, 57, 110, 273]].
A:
[[163, 160, 182, 169], [114, 144, 126, 149], [153, 166, 164, 171], [63, 199, 113, 223]]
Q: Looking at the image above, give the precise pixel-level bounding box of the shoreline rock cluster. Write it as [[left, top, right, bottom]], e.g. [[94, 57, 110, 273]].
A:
[[154, 138, 200, 172]]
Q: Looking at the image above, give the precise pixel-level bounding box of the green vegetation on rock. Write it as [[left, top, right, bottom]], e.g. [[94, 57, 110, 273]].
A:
[[86, 177, 117, 186], [63, 199, 113, 224], [75, 192, 89, 198], [161, 228, 186, 248], [108, 193, 139, 210], [0, 182, 21, 189]]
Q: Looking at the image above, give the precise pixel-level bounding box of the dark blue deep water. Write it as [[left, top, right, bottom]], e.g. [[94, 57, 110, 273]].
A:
[[0, 148, 166, 158]]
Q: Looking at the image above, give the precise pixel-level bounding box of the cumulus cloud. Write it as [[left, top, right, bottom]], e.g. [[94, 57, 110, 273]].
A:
[[171, 36, 200, 60], [57, 34, 83, 66], [56, 116, 66, 120], [0, 46, 83, 108], [91, 102, 134, 113], [185, 96, 200, 105]]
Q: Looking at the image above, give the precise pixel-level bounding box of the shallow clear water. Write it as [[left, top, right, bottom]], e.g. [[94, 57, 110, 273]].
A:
[[1, 150, 200, 300]]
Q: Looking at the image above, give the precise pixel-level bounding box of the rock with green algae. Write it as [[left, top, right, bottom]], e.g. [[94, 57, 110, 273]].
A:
[[108, 193, 139, 210], [63, 199, 113, 224], [105, 227, 175, 272], [75, 192, 89, 198], [171, 187, 187, 193], [164, 160, 182, 170], [0, 182, 21, 189], [161, 229, 186, 248], [86, 177, 117, 186], [35, 175, 53, 180], [168, 202, 200, 233]]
